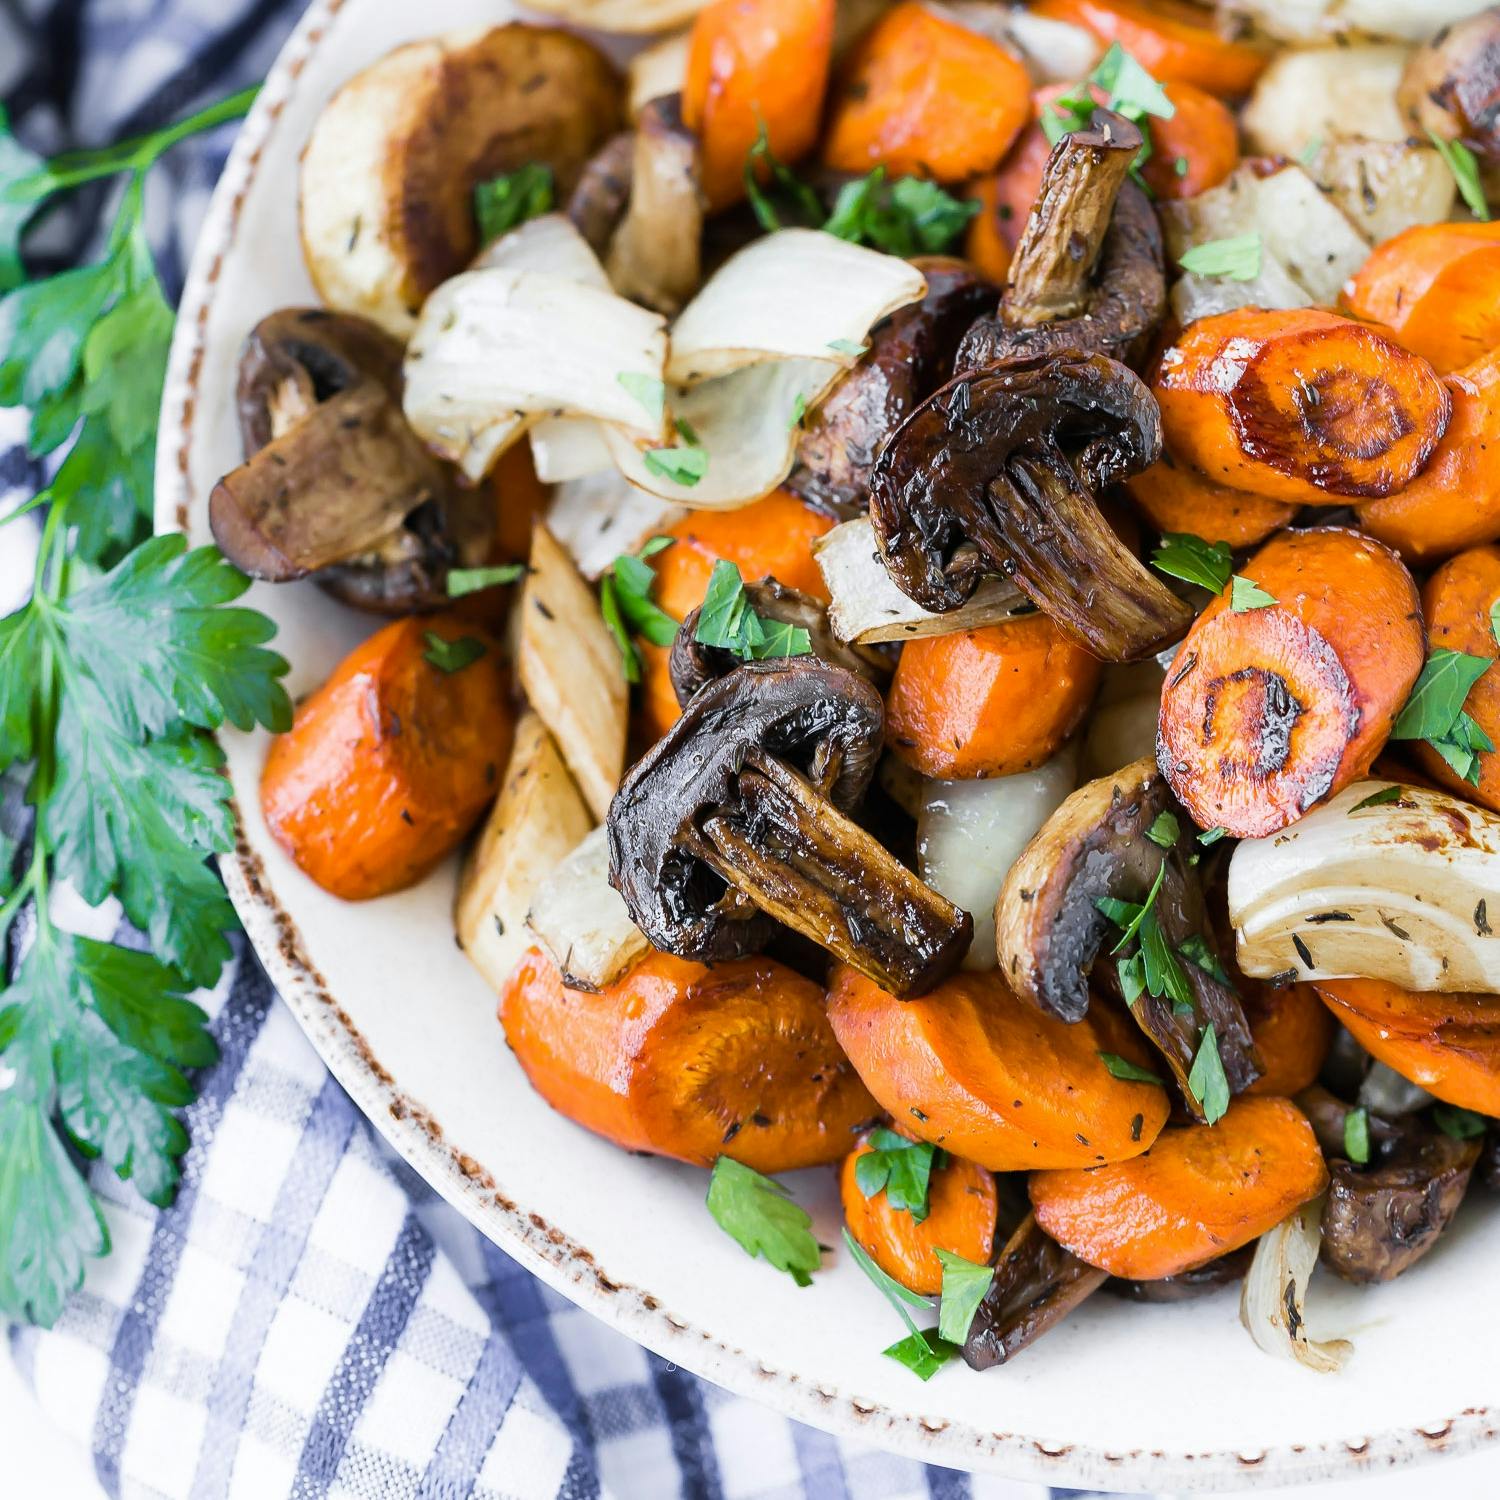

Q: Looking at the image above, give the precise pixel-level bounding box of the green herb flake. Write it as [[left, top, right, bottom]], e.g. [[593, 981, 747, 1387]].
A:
[[1297, 136, 1323, 166], [1229, 574, 1276, 612], [1433, 1103, 1488, 1140], [824, 168, 978, 256], [1098, 1052, 1164, 1085], [422, 632, 488, 673], [643, 444, 708, 487], [789, 393, 807, 430], [1140, 909, 1195, 1012], [1197, 825, 1229, 846], [1429, 131, 1490, 222], [1098, 859, 1166, 954], [854, 1129, 940, 1222], [446, 564, 524, 597], [1343, 1106, 1371, 1165], [743, 120, 825, 233], [1174, 155, 1190, 177], [1178, 232, 1262, 282], [882, 1328, 959, 1381], [1117, 951, 1146, 1006], [934, 1248, 994, 1344], [694, 560, 813, 662], [1177, 932, 1232, 987], [1151, 532, 1233, 594], [1349, 784, 1403, 813], [845, 1227, 933, 1315], [1146, 810, 1180, 849], [616, 371, 666, 426], [827, 338, 869, 358], [707, 1157, 822, 1285], [1391, 648, 1495, 781], [601, 541, 679, 681], [474, 162, 554, 245], [1187, 1023, 1231, 1125]]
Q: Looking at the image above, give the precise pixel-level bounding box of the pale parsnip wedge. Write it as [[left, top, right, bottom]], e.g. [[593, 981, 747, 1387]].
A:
[[814, 518, 1024, 644], [456, 712, 593, 995], [1306, 140, 1455, 246], [518, 524, 627, 821], [526, 826, 650, 991], [1240, 44, 1410, 159], [1228, 781, 1500, 991], [299, 25, 621, 336]]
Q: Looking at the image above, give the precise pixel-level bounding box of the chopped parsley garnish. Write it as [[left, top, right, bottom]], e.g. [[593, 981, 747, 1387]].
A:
[[845, 1229, 957, 1380], [934, 1248, 994, 1344], [1297, 136, 1323, 166], [446, 564, 525, 597], [1433, 1103, 1488, 1140], [474, 162, 554, 245], [854, 1129, 941, 1222], [1174, 155, 1189, 177], [1197, 825, 1229, 846], [1229, 575, 1276, 612], [824, 168, 978, 256], [1343, 1106, 1371, 1165], [1097, 862, 1195, 1014], [1151, 532, 1233, 594], [706, 1157, 822, 1285], [1098, 1052, 1164, 1085], [616, 371, 666, 426], [882, 1327, 960, 1380], [1429, 131, 1490, 222], [826, 338, 869, 358], [789, 393, 807, 430], [744, 120, 825, 232], [1096, 859, 1166, 953], [1178, 232, 1262, 282], [643, 443, 708, 487], [1041, 42, 1175, 187], [1146, 810, 1180, 849], [1177, 932, 1232, 987], [1187, 1023, 1231, 1125], [1390, 647, 1495, 786], [695, 560, 813, 662], [1349, 784, 1404, 813], [422, 632, 487, 673], [600, 538, 679, 683]]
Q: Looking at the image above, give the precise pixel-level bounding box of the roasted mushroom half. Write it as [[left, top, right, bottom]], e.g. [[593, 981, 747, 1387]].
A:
[[996, 757, 1261, 1118], [1399, 10, 1500, 174], [209, 309, 493, 613], [667, 579, 891, 706], [785, 257, 997, 519], [868, 353, 1191, 662], [957, 109, 1166, 373], [607, 657, 972, 996]]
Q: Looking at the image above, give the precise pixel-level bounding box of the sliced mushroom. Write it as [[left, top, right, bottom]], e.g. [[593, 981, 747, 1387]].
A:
[[605, 94, 704, 316], [956, 110, 1166, 372], [996, 757, 1262, 1117], [1109, 1244, 1254, 1302], [962, 1213, 1107, 1370], [1321, 1125, 1481, 1283], [1399, 10, 1500, 169], [786, 258, 997, 519], [299, 25, 623, 335], [209, 309, 491, 612], [868, 354, 1191, 662], [667, 578, 890, 706], [607, 658, 972, 996], [565, 130, 635, 255]]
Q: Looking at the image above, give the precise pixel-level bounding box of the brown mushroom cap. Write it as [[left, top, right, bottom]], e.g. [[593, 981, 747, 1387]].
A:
[[868, 352, 1191, 662], [786, 257, 997, 520], [1399, 11, 1500, 166]]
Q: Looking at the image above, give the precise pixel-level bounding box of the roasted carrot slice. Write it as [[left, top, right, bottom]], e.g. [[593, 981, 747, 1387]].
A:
[[1029, 1096, 1328, 1279], [1158, 527, 1424, 837], [1357, 351, 1500, 565], [1243, 983, 1334, 1097], [841, 1132, 998, 1294], [1140, 80, 1240, 199], [261, 615, 512, 901], [1409, 545, 1500, 809], [1032, 0, 1270, 97], [884, 613, 1101, 779], [822, 3, 1032, 182], [1343, 222, 1500, 376], [1124, 458, 1297, 548], [965, 121, 1052, 277], [1153, 308, 1451, 505], [501, 947, 876, 1170], [1315, 978, 1500, 1118], [826, 966, 1170, 1172], [684, 0, 837, 211]]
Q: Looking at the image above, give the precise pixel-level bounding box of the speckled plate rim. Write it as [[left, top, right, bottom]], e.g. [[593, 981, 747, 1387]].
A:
[[152, 1, 1498, 1486]]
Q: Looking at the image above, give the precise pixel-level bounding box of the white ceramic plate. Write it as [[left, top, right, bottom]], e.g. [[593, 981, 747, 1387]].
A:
[[155, 0, 1500, 1487]]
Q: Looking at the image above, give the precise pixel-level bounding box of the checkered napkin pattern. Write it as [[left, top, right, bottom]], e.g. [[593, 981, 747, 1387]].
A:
[[1, 4, 1138, 1497]]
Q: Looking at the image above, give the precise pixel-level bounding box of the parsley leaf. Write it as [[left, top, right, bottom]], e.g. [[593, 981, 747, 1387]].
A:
[[1429, 131, 1489, 222], [849, 1223, 957, 1377], [743, 121, 825, 232], [1230, 574, 1276, 612], [882, 1328, 959, 1380], [695, 560, 813, 662], [600, 540, 680, 681], [854, 1129, 940, 1222], [422, 633, 487, 674], [616, 371, 666, 426], [447, 563, 525, 597], [1151, 531, 1233, 594], [707, 1157, 822, 1285], [824, 168, 978, 256], [844, 1227, 931, 1313], [1433, 1103, 1488, 1140], [1146, 810, 1180, 848], [1187, 1023, 1231, 1125], [1097, 858, 1166, 954], [934, 1248, 994, 1344], [643, 445, 708, 486], [1343, 1106, 1370, 1165], [1178, 233, 1262, 281], [1098, 1052, 1164, 1084], [1349, 784, 1403, 813], [474, 163, 554, 244], [1390, 648, 1494, 783], [1198, 825, 1228, 846]]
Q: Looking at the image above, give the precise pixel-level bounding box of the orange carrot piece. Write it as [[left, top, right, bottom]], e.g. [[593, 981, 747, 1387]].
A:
[[1154, 308, 1451, 506], [841, 1134, 998, 1294], [884, 613, 1101, 779], [1357, 350, 1500, 564], [1032, 0, 1270, 97], [1158, 527, 1424, 837], [1125, 458, 1297, 548], [1343, 222, 1500, 376], [826, 965, 1170, 1172], [501, 947, 877, 1170], [822, 3, 1032, 182], [1243, 983, 1334, 1097], [684, 0, 837, 211], [1030, 1097, 1328, 1279], [261, 615, 512, 900], [1315, 978, 1500, 1118], [1140, 81, 1240, 199]]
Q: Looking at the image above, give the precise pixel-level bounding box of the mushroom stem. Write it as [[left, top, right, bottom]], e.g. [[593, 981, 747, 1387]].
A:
[[1003, 110, 1141, 328], [696, 751, 972, 998]]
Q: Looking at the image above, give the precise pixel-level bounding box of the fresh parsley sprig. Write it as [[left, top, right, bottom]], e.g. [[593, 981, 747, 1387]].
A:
[[0, 90, 291, 1326], [1390, 647, 1495, 785], [707, 1156, 822, 1285], [473, 163, 554, 246], [599, 536, 678, 682], [695, 561, 813, 662], [1151, 531, 1233, 595], [853, 1128, 941, 1222]]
